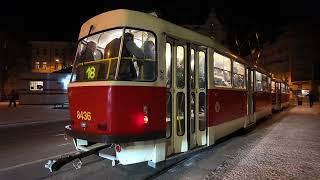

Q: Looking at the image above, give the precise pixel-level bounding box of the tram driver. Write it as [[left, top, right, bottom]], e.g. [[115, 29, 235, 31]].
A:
[[140, 39, 155, 80], [77, 41, 97, 62]]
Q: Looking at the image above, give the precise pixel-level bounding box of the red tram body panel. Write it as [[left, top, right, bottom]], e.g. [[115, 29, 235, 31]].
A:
[[208, 89, 247, 127], [67, 85, 166, 143], [254, 92, 272, 112]]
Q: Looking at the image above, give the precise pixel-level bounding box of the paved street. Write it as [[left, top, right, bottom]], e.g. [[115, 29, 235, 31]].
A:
[[0, 121, 76, 180], [157, 105, 320, 180]]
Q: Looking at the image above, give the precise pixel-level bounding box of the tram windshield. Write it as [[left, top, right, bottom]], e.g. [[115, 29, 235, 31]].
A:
[[71, 28, 157, 82]]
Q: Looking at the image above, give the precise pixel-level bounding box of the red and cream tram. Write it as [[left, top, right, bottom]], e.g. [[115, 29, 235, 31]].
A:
[[48, 9, 291, 170], [271, 79, 290, 111]]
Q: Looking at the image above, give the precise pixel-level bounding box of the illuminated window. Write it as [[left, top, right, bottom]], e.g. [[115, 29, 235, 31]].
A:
[[255, 72, 268, 92], [42, 62, 47, 69], [255, 71, 262, 91], [73, 28, 157, 82], [213, 52, 231, 87], [262, 74, 268, 91], [267, 77, 271, 92], [166, 43, 172, 88], [281, 83, 285, 93], [30, 81, 43, 91], [35, 61, 40, 69], [190, 49, 195, 89], [232, 61, 245, 89], [271, 81, 276, 93], [176, 46, 185, 89], [199, 51, 206, 89]]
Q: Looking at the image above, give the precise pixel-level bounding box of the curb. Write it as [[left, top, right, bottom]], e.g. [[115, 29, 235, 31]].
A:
[[0, 119, 69, 128]]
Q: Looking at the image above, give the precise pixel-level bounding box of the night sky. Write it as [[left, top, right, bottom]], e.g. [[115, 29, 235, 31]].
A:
[[1, 2, 319, 51]]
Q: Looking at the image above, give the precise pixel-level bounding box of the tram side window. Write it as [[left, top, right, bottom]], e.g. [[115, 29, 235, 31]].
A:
[[262, 74, 268, 91], [190, 49, 195, 89], [166, 43, 172, 88], [213, 53, 231, 87], [199, 51, 206, 89], [176, 46, 185, 89], [271, 81, 276, 93], [71, 28, 157, 82], [255, 71, 262, 91], [124, 29, 156, 81], [232, 61, 245, 89], [281, 83, 285, 93], [176, 92, 185, 136], [73, 28, 122, 82], [267, 77, 271, 92]]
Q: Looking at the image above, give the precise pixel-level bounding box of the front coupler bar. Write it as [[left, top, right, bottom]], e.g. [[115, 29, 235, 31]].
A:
[[45, 144, 111, 172]]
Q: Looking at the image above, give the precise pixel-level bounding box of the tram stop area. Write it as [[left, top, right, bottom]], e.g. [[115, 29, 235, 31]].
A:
[[35, 102, 319, 180]]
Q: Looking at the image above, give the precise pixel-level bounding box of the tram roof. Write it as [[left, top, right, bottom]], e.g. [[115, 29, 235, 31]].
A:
[[79, 9, 250, 66]]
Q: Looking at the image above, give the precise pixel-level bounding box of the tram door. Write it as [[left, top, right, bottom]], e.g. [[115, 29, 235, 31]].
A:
[[188, 45, 207, 149], [247, 69, 255, 126], [165, 38, 207, 156]]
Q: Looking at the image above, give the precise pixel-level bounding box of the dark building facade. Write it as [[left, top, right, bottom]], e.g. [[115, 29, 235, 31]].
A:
[[30, 41, 76, 73], [0, 32, 30, 100], [255, 21, 320, 98], [0, 37, 77, 101]]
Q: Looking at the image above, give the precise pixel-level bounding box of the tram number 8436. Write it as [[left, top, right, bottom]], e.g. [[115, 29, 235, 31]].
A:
[[77, 110, 92, 121]]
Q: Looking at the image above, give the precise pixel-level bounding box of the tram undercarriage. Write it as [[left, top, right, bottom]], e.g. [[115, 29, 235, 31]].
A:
[[45, 126, 167, 172]]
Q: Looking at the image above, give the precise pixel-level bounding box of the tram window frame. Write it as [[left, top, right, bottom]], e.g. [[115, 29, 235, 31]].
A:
[[232, 61, 246, 89], [213, 52, 231, 88], [71, 27, 158, 83]]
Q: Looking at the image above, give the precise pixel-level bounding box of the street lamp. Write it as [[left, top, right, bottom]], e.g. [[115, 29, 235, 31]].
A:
[[55, 59, 60, 63]]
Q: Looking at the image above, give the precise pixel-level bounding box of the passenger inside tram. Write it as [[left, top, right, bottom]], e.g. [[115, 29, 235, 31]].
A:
[[140, 39, 155, 80], [76, 41, 97, 62]]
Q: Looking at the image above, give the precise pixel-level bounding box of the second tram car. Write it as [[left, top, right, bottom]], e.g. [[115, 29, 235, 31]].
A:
[[48, 9, 291, 170]]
